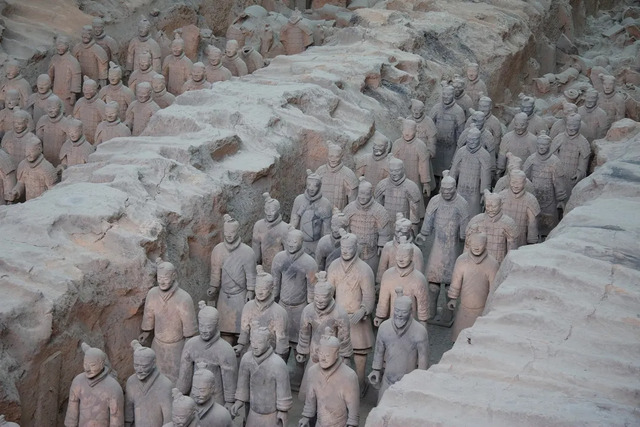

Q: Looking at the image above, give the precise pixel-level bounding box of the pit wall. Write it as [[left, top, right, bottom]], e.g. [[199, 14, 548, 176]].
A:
[[0, 0, 601, 424]]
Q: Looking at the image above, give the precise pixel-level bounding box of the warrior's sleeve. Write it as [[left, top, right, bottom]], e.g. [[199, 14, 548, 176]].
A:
[[296, 307, 312, 356], [371, 327, 386, 371], [234, 354, 250, 403], [416, 326, 430, 370], [275, 360, 293, 412], [108, 384, 124, 427], [64, 379, 80, 427], [447, 256, 464, 300], [415, 276, 430, 322], [176, 342, 193, 394], [221, 344, 238, 403]]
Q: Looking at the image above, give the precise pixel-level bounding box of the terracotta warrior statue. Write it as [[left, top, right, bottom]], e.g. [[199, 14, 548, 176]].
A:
[[459, 109, 497, 173], [598, 74, 625, 128], [125, 340, 173, 427], [48, 35, 82, 114], [298, 328, 359, 427], [417, 170, 469, 325], [59, 118, 95, 169], [466, 190, 518, 263], [232, 326, 293, 426], [64, 343, 124, 427], [452, 74, 473, 118], [8, 139, 57, 202], [507, 94, 548, 136], [493, 153, 534, 194], [221, 40, 248, 77], [125, 81, 160, 136], [498, 112, 537, 176], [578, 88, 608, 142], [377, 213, 423, 286], [190, 363, 233, 427], [177, 302, 237, 409], [164, 389, 199, 427], [327, 229, 376, 392], [73, 25, 108, 86], [151, 74, 175, 109], [290, 169, 333, 256], [523, 132, 567, 237], [27, 74, 54, 124], [369, 287, 429, 403], [356, 132, 390, 187], [430, 84, 466, 177], [343, 177, 391, 274], [465, 63, 487, 107], [205, 45, 232, 84], [447, 232, 499, 341], [241, 45, 265, 74], [208, 214, 257, 344], [73, 77, 105, 145], [375, 157, 423, 233], [128, 51, 158, 95], [182, 62, 211, 92], [0, 90, 33, 137], [280, 10, 314, 56], [139, 259, 198, 383], [549, 102, 579, 140], [235, 265, 289, 359], [99, 62, 134, 120], [498, 169, 540, 247], [127, 17, 162, 73], [0, 148, 16, 205], [410, 99, 437, 160], [0, 60, 31, 109], [252, 192, 290, 272], [92, 17, 119, 62], [466, 95, 502, 144], [36, 95, 67, 167], [259, 24, 285, 60], [315, 208, 348, 272], [392, 118, 433, 197], [163, 33, 193, 95], [271, 229, 318, 361], [450, 126, 492, 217], [552, 112, 591, 196], [2, 109, 39, 166], [95, 101, 131, 144], [316, 142, 359, 210]]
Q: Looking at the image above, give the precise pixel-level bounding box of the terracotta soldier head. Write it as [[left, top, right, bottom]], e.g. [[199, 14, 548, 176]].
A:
[[156, 260, 177, 291], [108, 62, 122, 86], [255, 265, 274, 302], [105, 101, 119, 123], [469, 109, 486, 131], [262, 192, 281, 223], [82, 77, 98, 100], [452, 75, 466, 98], [566, 113, 582, 136], [136, 81, 152, 102], [250, 326, 271, 357], [197, 301, 219, 342], [394, 213, 413, 242], [395, 242, 413, 269], [138, 51, 152, 72], [223, 213, 240, 244], [536, 132, 552, 156], [81, 25, 94, 45], [338, 228, 358, 261], [12, 108, 30, 134], [372, 134, 389, 158], [285, 229, 304, 254], [440, 170, 457, 201], [401, 119, 417, 142], [410, 99, 425, 120], [36, 74, 52, 95], [225, 40, 239, 58], [92, 17, 107, 39], [478, 96, 493, 117], [483, 190, 502, 218], [55, 34, 71, 55], [314, 272, 334, 311], [466, 63, 479, 82], [25, 138, 43, 163], [5, 60, 19, 80], [357, 177, 373, 206], [305, 169, 322, 198], [561, 102, 578, 118], [330, 207, 348, 239], [151, 74, 167, 94], [599, 74, 616, 95], [190, 62, 206, 83], [513, 112, 529, 136], [466, 126, 482, 152], [207, 45, 223, 66], [171, 33, 185, 57], [393, 287, 413, 330], [441, 85, 455, 106], [131, 339, 156, 381], [138, 17, 152, 39], [46, 95, 64, 119], [5, 90, 20, 110], [468, 232, 488, 256], [519, 94, 535, 116], [67, 118, 84, 142], [318, 327, 340, 369], [170, 389, 198, 427], [389, 157, 405, 184], [509, 169, 527, 196], [584, 88, 599, 109], [191, 362, 216, 405], [327, 142, 343, 168], [81, 342, 106, 379], [505, 153, 523, 175]]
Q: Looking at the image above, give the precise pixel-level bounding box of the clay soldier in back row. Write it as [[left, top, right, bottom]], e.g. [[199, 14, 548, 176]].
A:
[[0, 60, 31, 109], [127, 17, 162, 74], [552, 112, 591, 196], [59, 118, 95, 169], [27, 74, 54, 124], [99, 63, 134, 121], [508, 94, 548, 136], [128, 51, 158, 95], [466, 96, 502, 145], [163, 33, 193, 95], [209, 214, 257, 345], [8, 139, 58, 202], [252, 192, 290, 273], [280, 9, 314, 56], [316, 142, 359, 211], [139, 259, 198, 383], [92, 17, 118, 63], [151, 74, 175, 109], [222, 40, 248, 77], [494, 153, 534, 194], [95, 101, 131, 145], [36, 95, 67, 167], [452, 75, 473, 119], [315, 208, 349, 272], [73, 25, 108, 86], [498, 112, 537, 176], [182, 62, 211, 92], [205, 45, 232, 84], [392, 118, 433, 198], [48, 35, 82, 114], [377, 213, 423, 287], [259, 24, 285, 60], [417, 170, 469, 326], [2, 109, 39, 166], [498, 169, 540, 247], [578, 88, 608, 142], [431, 84, 466, 178], [290, 169, 332, 257], [73, 77, 105, 145], [165, 389, 199, 427], [459, 109, 498, 173], [0, 148, 16, 205], [356, 132, 390, 187], [375, 157, 423, 234], [598, 74, 625, 129], [549, 102, 578, 140], [126, 82, 160, 136], [64, 343, 124, 427], [409, 99, 437, 163], [465, 63, 487, 107]]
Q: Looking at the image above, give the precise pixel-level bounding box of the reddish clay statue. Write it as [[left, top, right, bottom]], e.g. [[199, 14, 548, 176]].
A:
[[59, 118, 95, 168], [316, 142, 359, 211], [466, 96, 502, 144], [27, 74, 54, 124], [0, 60, 32, 109], [280, 10, 314, 56], [447, 232, 499, 341], [298, 328, 359, 427], [139, 260, 198, 383], [73, 78, 105, 145], [0, 90, 33, 137], [2, 109, 40, 166], [598, 74, 625, 128], [465, 63, 487, 107], [151, 74, 176, 109], [127, 17, 162, 73], [92, 17, 118, 63], [125, 82, 160, 136], [252, 192, 290, 273], [0, 148, 16, 205], [357, 133, 390, 187], [36, 95, 67, 167], [125, 340, 173, 427], [466, 190, 518, 263], [417, 170, 469, 325], [177, 302, 237, 409], [498, 169, 540, 246], [99, 63, 135, 121], [377, 213, 424, 286], [450, 126, 492, 217], [392, 119, 433, 197], [369, 287, 429, 402], [430, 85, 466, 177], [164, 389, 200, 427], [315, 208, 348, 272], [375, 157, 423, 232], [208, 214, 257, 342], [49, 35, 82, 114], [205, 46, 232, 84], [507, 94, 549, 136], [241, 45, 264, 74], [578, 88, 608, 142], [452, 75, 473, 118], [232, 327, 292, 426], [163, 34, 193, 95], [235, 266, 289, 359], [95, 101, 131, 145], [64, 343, 124, 427], [523, 132, 567, 236], [290, 169, 332, 257], [190, 363, 233, 427], [73, 25, 109, 86], [222, 40, 248, 77], [494, 153, 534, 194], [498, 112, 537, 176], [410, 99, 437, 162], [182, 62, 211, 92], [8, 139, 57, 202], [328, 230, 376, 391], [549, 102, 578, 140], [259, 24, 285, 60], [552, 113, 591, 195], [128, 51, 158, 95]]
